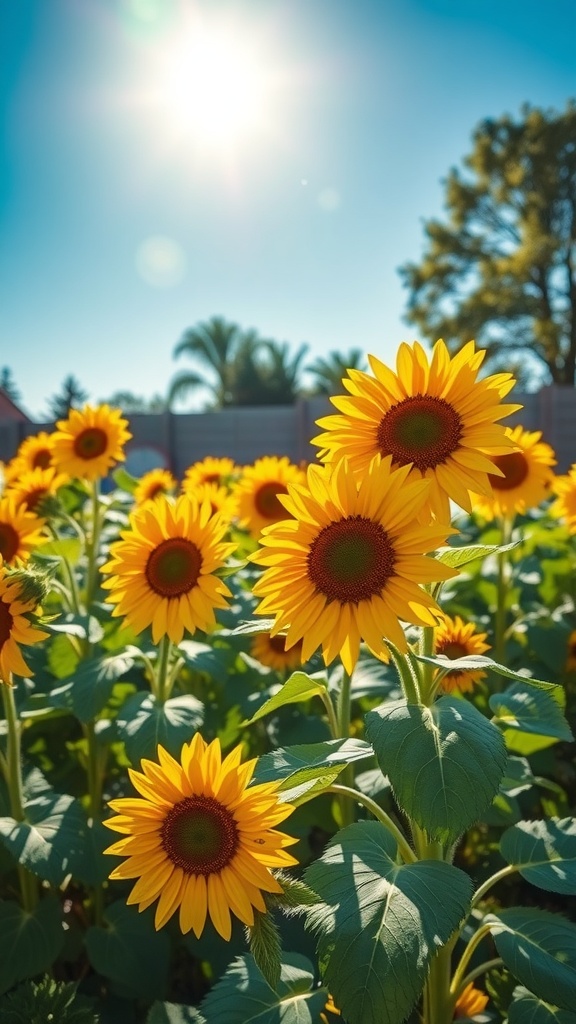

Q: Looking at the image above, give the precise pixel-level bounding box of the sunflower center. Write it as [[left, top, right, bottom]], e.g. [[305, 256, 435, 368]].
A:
[[0, 524, 19, 563], [73, 427, 108, 461], [0, 600, 14, 649], [32, 450, 51, 469], [268, 634, 290, 653], [160, 795, 239, 875], [307, 516, 396, 604], [254, 482, 288, 521], [204, 473, 220, 483], [377, 395, 463, 472], [436, 639, 468, 661], [145, 538, 202, 597], [22, 489, 46, 513], [488, 452, 529, 491]]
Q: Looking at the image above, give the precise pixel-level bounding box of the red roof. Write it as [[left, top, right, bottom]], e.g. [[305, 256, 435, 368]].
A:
[[0, 389, 32, 423]]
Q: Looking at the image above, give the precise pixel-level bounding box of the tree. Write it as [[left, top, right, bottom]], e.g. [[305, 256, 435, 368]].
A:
[[168, 316, 242, 409], [0, 367, 21, 403], [399, 102, 576, 387], [47, 376, 88, 420], [306, 348, 367, 395]]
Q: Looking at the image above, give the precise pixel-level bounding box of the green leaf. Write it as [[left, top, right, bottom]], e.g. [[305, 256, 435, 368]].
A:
[[416, 653, 562, 698], [113, 467, 139, 494], [178, 640, 236, 686], [57, 652, 136, 723], [500, 818, 576, 894], [115, 691, 204, 765], [270, 874, 321, 912], [244, 672, 327, 726], [490, 684, 573, 752], [508, 987, 576, 1023], [85, 900, 170, 1001], [248, 908, 282, 990], [0, 896, 65, 995], [0, 977, 99, 1024], [0, 793, 89, 886], [253, 738, 373, 787], [147, 1002, 205, 1024], [276, 766, 345, 807], [365, 697, 507, 842], [200, 953, 327, 1024], [36, 537, 83, 563], [436, 541, 520, 569], [305, 821, 472, 1024], [486, 908, 576, 1011]]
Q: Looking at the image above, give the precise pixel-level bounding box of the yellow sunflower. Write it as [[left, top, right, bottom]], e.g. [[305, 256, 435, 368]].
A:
[[312, 339, 521, 523], [250, 631, 304, 673], [51, 404, 132, 482], [0, 496, 47, 565], [134, 469, 177, 506], [6, 466, 68, 514], [470, 425, 556, 520], [183, 456, 237, 488], [104, 734, 297, 939], [454, 982, 489, 1019], [320, 994, 341, 1023], [434, 614, 490, 694], [0, 561, 49, 684], [551, 463, 576, 534], [181, 480, 238, 524], [100, 494, 236, 645], [11, 431, 55, 474], [235, 456, 306, 537], [251, 456, 456, 674]]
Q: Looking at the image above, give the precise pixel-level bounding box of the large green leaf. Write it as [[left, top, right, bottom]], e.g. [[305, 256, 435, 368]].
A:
[[179, 640, 236, 686], [490, 684, 573, 753], [500, 818, 576, 894], [305, 821, 472, 1024], [486, 908, 576, 1011], [0, 896, 65, 995], [244, 672, 327, 726], [417, 653, 562, 699], [508, 988, 576, 1023], [253, 738, 373, 788], [69, 652, 136, 722], [147, 1002, 205, 1023], [85, 900, 170, 1001], [436, 541, 519, 569], [365, 697, 507, 842], [200, 953, 326, 1024], [0, 793, 89, 885], [115, 691, 204, 765]]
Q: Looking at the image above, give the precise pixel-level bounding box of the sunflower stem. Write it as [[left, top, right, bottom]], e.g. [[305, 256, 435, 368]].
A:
[[455, 957, 503, 996], [155, 636, 173, 705], [494, 515, 513, 671], [318, 689, 340, 741], [418, 624, 436, 706], [84, 479, 103, 616], [449, 922, 494, 1000], [412, 821, 456, 1024], [471, 863, 517, 908], [327, 784, 416, 863], [389, 643, 421, 705], [1, 680, 38, 912], [336, 666, 355, 825]]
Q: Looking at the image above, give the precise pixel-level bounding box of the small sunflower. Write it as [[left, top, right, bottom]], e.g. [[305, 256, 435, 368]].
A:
[[183, 456, 237, 488], [434, 614, 490, 693], [0, 496, 47, 565], [11, 431, 55, 474], [313, 339, 520, 523], [454, 982, 489, 1019], [320, 993, 341, 1024], [470, 425, 556, 520], [100, 494, 236, 645], [251, 456, 456, 674], [182, 480, 239, 524], [7, 466, 68, 514], [51, 404, 132, 482], [0, 561, 49, 684], [104, 734, 297, 939], [134, 468, 177, 506], [250, 631, 304, 673], [551, 463, 576, 534], [235, 456, 306, 537]]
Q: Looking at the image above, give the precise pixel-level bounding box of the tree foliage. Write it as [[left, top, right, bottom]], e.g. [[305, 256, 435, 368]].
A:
[[306, 348, 367, 395], [400, 102, 576, 386], [46, 375, 89, 420], [0, 367, 21, 404]]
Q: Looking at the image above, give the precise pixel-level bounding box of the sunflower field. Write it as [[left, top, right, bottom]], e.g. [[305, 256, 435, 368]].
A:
[[0, 339, 575, 1024]]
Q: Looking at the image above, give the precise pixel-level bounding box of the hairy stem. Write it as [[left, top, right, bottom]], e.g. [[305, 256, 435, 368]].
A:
[[2, 681, 38, 912]]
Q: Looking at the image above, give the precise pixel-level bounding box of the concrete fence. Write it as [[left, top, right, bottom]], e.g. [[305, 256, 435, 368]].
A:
[[1, 387, 576, 477]]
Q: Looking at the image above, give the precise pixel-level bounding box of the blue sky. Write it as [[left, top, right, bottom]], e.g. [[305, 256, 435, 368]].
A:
[[1, 0, 575, 420]]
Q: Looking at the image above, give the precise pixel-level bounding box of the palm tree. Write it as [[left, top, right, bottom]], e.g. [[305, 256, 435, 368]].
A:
[[258, 340, 309, 404], [306, 348, 367, 395], [168, 317, 243, 409]]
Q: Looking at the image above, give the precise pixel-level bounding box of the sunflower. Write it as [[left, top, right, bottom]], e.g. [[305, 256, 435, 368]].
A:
[[565, 631, 576, 673], [6, 466, 68, 514], [470, 425, 556, 520], [0, 561, 49, 684], [454, 982, 489, 1019], [551, 464, 576, 534], [51, 404, 132, 482], [0, 496, 47, 565], [312, 339, 521, 523], [250, 631, 304, 673], [104, 733, 297, 939], [11, 431, 55, 475], [434, 614, 490, 694], [183, 456, 237, 488], [134, 469, 177, 506], [251, 456, 456, 674], [100, 494, 236, 645], [182, 480, 239, 524], [235, 456, 306, 537], [320, 994, 341, 1024]]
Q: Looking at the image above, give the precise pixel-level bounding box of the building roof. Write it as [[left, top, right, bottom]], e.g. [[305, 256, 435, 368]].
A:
[[0, 389, 33, 423]]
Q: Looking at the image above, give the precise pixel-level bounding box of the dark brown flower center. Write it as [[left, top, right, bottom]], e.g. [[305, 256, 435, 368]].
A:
[[22, 488, 47, 513], [268, 634, 291, 654], [488, 452, 529, 491], [377, 395, 463, 472], [254, 482, 288, 521], [73, 427, 108, 461], [0, 600, 14, 649], [307, 516, 396, 604], [32, 449, 52, 470], [204, 473, 220, 483], [145, 537, 202, 597], [160, 795, 239, 875], [146, 484, 166, 499], [436, 639, 468, 662], [0, 523, 20, 563]]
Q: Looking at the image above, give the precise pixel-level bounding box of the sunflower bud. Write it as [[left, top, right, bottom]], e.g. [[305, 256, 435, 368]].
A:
[[4, 559, 56, 608]]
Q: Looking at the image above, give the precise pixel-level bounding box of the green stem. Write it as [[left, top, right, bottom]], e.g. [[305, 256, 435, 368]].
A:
[[494, 516, 513, 668], [2, 682, 38, 912], [389, 643, 421, 704], [84, 479, 102, 614], [335, 667, 355, 825], [419, 624, 437, 706], [449, 922, 494, 999], [471, 863, 517, 908], [412, 822, 454, 1024], [319, 688, 340, 740], [455, 957, 503, 995], [327, 784, 416, 863], [155, 636, 172, 705]]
